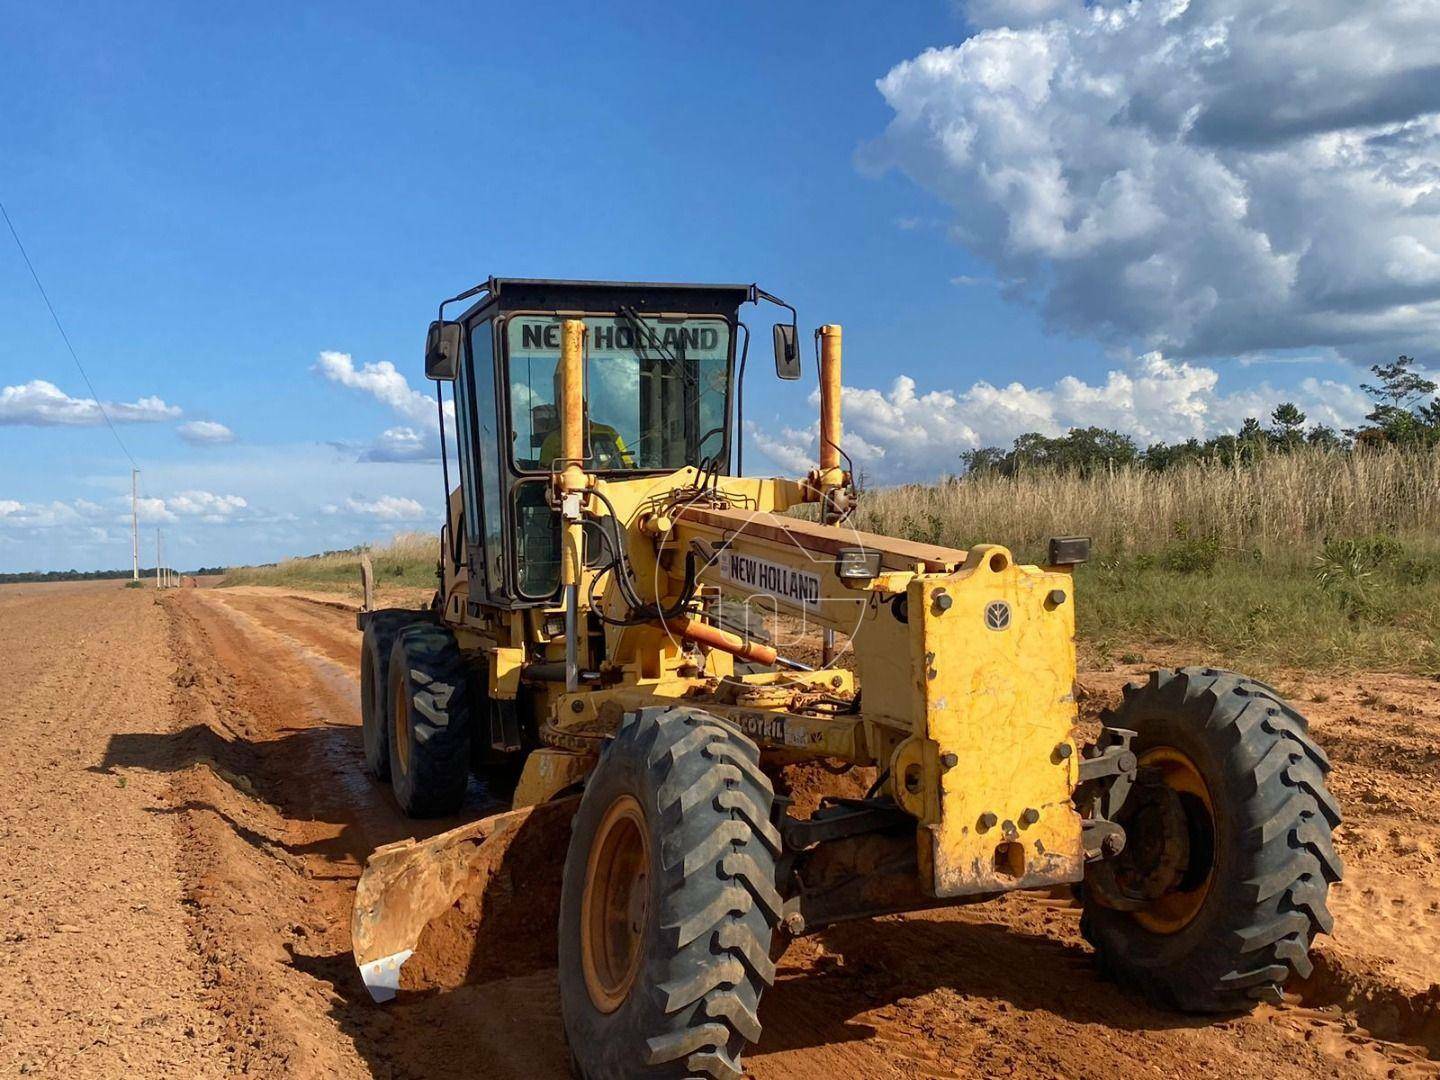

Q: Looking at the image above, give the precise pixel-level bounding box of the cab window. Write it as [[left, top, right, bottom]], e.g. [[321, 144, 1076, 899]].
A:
[[505, 315, 730, 473]]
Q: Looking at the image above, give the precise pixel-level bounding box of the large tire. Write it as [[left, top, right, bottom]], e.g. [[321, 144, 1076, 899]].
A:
[[1082, 667, 1343, 1012], [559, 706, 782, 1080], [359, 610, 422, 781], [386, 624, 472, 817]]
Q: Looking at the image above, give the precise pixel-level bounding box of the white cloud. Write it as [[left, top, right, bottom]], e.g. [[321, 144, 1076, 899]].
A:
[[962, 0, 1083, 30], [314, 350, 451, 461], [135, 496, 176, 524], [166, 491, 248, 522], [0, 497, 112, 528], [366, 426, 432, 463], [314, 351, 432, 422], [177, 420, 235, 445], [867, 1, 1440, 361], [751, 353, 1371, 482], [0, 380, 181, 426], [322, 495, 427, 521], [0, 490, 249, 530]]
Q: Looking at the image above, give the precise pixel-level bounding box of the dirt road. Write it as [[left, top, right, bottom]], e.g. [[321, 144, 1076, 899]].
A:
[[3, 580, 1438, 1078]]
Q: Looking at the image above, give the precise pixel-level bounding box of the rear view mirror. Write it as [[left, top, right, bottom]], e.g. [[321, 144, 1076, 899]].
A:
[[425, 320, 463, 381], [772, 323, 801, 380]]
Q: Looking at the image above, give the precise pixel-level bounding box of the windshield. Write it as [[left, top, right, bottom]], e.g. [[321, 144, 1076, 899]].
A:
[[506, 314, 731, 472]]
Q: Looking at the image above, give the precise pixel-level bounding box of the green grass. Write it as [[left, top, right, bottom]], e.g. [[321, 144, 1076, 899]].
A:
[[1072, 535, 1440, 677], [221, 532, 438, 594]]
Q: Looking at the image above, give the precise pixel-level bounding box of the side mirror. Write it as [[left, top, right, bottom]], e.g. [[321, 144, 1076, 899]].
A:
[[772, 322, 801, 380], [425, 320, 463, 381]]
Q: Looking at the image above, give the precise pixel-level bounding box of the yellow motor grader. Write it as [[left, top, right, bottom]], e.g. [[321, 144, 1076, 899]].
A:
[[352, 278, 1341, 1080]]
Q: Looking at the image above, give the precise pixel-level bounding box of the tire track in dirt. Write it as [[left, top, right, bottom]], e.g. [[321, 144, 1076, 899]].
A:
[[151, 587, 1440, 1078], [155, 589, 573, 1079]]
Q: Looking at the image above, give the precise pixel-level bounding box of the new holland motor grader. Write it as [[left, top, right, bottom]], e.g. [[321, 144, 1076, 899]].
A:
[[351, 278, 1341, 1080]]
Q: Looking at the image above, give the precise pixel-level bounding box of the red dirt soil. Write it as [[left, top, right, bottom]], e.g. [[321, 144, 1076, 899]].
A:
[[3, 579, 1438, 1078]]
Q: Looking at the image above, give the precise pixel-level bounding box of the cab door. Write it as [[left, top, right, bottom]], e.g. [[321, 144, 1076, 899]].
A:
[[458, 319, 507, 605]]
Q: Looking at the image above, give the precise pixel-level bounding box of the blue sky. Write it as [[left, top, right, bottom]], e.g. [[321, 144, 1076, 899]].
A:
[[3, 1, 1437, 571]]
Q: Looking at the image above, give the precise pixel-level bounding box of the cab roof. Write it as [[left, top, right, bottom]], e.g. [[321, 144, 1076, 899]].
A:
[[453, 277, 754, 322]]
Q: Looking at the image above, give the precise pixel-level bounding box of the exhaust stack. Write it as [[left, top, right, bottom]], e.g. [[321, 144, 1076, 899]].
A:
[[818, 323, 842, 487], [558, 318, 587, 695]]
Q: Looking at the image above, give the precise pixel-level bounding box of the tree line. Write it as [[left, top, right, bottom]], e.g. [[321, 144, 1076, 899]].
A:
[[960, 356, 1440, 476], [0, 565, 225, 585]]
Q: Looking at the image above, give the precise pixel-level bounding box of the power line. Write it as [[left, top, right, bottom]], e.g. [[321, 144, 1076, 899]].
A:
[[0, 197, 137, 468]]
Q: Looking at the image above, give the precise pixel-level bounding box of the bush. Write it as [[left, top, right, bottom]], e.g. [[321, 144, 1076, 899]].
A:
[[1160, 535, 1221, 574]]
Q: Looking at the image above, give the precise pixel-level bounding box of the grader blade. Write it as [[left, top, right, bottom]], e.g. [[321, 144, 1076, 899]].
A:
[[352, 798, 575, 1002]]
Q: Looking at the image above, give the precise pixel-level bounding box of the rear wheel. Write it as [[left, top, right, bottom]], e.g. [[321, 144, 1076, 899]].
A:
[[559, 706, 782, 1079], [359, 610, 421, 781], [386, 624, 472, 817], [1082, 667, 1343, 1011]]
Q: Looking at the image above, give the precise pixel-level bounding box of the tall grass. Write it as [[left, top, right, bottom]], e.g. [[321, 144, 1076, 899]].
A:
[[222, 531, 438, 594], [851, 446, 1440, 559], [850, 447, 1440, 676]]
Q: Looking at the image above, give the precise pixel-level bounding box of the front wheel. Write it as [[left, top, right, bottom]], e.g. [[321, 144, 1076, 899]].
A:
[[559, 706, 783, 1080], [1082, 667, 1343, 1012]]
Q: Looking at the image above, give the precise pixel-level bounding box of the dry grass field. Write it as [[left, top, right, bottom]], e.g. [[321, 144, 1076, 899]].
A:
[[221, 531, 439, 597], [852, 447, 1440, 676]]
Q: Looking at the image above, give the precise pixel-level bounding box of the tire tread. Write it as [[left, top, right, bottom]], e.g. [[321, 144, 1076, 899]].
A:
[[561, 705, 778, 1079], [1083, 666, 1343, 1012]]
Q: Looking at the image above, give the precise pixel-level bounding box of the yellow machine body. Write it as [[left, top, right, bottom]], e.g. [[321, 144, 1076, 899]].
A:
[[354, 281, 1340, 1080], [354, 296, 1088, 996]]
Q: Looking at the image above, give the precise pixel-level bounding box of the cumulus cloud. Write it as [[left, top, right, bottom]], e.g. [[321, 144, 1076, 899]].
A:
[[751, 353, 1370, 482], [866, 0, 1440, 361], [314, 351, 433, 422], [366, 426, 433, 464], [165, 491, 248, 521], [322, 495, 427, 521], [314, 350, 451, 461], [1, 497, 123, 528], [177, 420, 235, 445], [0, 380, 181, 426], [0, 491, 249, 529]]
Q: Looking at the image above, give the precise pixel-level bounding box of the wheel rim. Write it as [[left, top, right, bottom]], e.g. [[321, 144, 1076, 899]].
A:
[[581, 794, 651, 1013], [1131, 745, 1217, 934], [392, 670, 411, 774]]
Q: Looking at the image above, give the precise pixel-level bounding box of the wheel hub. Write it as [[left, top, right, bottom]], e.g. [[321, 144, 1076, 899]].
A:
[[1122, 746, 1217, 934], [581, 794, 651, 1013]]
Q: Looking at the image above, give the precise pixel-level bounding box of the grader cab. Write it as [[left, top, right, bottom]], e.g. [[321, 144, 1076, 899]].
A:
[[352, 278, 1342, 1080]]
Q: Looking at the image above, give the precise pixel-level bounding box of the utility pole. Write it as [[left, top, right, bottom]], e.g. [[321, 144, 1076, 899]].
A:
[[155, 529, 162, 589], [130, 468, 140, 581]]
